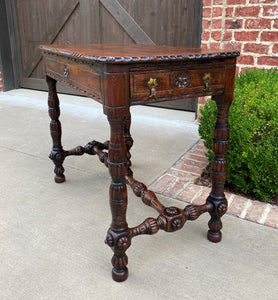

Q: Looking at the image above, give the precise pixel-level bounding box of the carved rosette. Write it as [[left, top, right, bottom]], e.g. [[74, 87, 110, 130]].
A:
[[105, 233, 114, 247], [49, 148, 66, 183], [171, 71, 191, 89], [156, 207, 187, 232], [165, 207, 179, 216], [206, 196, 228, 242], [49, 150, 64, 165], [105, 229, 131, 281], [105, 230, 131, 255], [117, 236, 131, 250], [171, 218, 183, 230], [217, 202, 228, 215]]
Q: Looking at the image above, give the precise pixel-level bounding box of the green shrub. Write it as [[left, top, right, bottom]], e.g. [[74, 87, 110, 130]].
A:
[[199, 68, 278, 202]]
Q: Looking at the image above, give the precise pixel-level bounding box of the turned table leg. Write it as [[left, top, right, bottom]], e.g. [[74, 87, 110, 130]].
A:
[[105, 113, 130, 282], [206, 93, 233, 243], [46, 76, 66, 183]]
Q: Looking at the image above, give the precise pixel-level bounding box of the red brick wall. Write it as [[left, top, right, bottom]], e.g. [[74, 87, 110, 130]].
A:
[[202, 0, 278, 73], [197, 0, 278, 120]]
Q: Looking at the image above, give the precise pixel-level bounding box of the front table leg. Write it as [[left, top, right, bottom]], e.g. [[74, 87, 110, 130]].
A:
[[207, 93, 233, 242], [46, 76, 66, 183], [105, 114, 130, 282]]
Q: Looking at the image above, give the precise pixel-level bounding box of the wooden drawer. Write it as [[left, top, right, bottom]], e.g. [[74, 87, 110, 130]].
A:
[[45, 56, 102, 101], [130, 67, 225, 102]]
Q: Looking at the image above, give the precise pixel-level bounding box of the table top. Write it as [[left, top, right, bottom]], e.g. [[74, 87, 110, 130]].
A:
[[40, 43, 240, 64]]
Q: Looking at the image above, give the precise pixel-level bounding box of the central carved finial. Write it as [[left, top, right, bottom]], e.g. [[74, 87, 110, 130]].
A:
[[165, 207, 179, 217]]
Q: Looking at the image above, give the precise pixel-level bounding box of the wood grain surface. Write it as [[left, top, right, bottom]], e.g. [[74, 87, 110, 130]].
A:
[[40, 43, 240, 64]]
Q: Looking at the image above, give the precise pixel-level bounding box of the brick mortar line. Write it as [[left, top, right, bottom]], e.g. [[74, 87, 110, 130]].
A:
[[175, 181, 191, 199], [220, 0, 227, 42], [227, 193, 235, 207], [148, 139, 202, 188], [179, 156, 208, 162], [258, 204, 272, 225], [170, 167, 202, 177], [203, 19, 278, 22], [163, 177, 179, 195], [208, 1, 213, 46], [181, 157, 208, 164], [204, 29, 278, 31], [174, 159, 207, 169], [186, 150, 208, 157], [191, 186, 204, 204], [155, 180, 278, 229], [239, 199, 253, 219]]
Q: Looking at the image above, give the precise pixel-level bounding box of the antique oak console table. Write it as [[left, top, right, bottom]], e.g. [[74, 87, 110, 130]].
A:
[[40, 44, 239, 282]]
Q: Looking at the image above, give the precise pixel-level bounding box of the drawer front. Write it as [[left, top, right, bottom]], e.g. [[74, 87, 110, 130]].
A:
[[45, 56, 102, 101], [130, 67, 225, 102]]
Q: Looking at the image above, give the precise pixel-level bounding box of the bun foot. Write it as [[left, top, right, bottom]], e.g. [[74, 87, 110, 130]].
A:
[[54, 174, 65, 183], [112, 267, 128, 282], [207, 230, 222, 243]]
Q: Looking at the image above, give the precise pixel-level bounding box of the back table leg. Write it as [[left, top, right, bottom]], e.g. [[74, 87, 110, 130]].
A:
[[207, 93, 233, 243], [46, 76, 66, 183], [123, 113, 133, 176]]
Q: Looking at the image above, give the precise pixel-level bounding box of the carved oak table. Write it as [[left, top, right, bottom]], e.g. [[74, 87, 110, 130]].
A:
[[40, 44, 239, 282]]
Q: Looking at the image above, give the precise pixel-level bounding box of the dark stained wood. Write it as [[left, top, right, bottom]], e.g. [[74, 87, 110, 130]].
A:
[[129, 66, 225, 103], [25, 1, 80, 78], [118, 0, 202, 47], [8, 0, 202, 111], [42, 43, 239, 281], [44, 54, 102, 101], [11, 0, 81, 88], [46, 76, 66, 183], [80, 0, 100, 43], [100, 0, 155, 44], [40, 43, 239, 63]]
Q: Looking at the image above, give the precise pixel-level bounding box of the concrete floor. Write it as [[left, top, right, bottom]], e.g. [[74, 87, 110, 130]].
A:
[[0, 89, 277, 300]]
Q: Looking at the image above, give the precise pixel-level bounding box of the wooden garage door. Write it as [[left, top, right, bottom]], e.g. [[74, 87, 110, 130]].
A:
[[11, 0, 202, 110]]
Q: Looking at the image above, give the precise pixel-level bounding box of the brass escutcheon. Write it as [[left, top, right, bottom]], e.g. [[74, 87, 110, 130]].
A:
[[147, 78, 158, 98], [203, 73, 212, 92]]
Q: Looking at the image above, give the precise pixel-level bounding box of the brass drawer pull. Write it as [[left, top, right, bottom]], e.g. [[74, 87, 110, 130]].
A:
[[203, 73, 211, 92], [147, 78, 158, 98]]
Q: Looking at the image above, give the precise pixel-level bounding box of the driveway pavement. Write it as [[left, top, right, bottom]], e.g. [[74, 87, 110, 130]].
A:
[[0, 89, 277, 300]]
